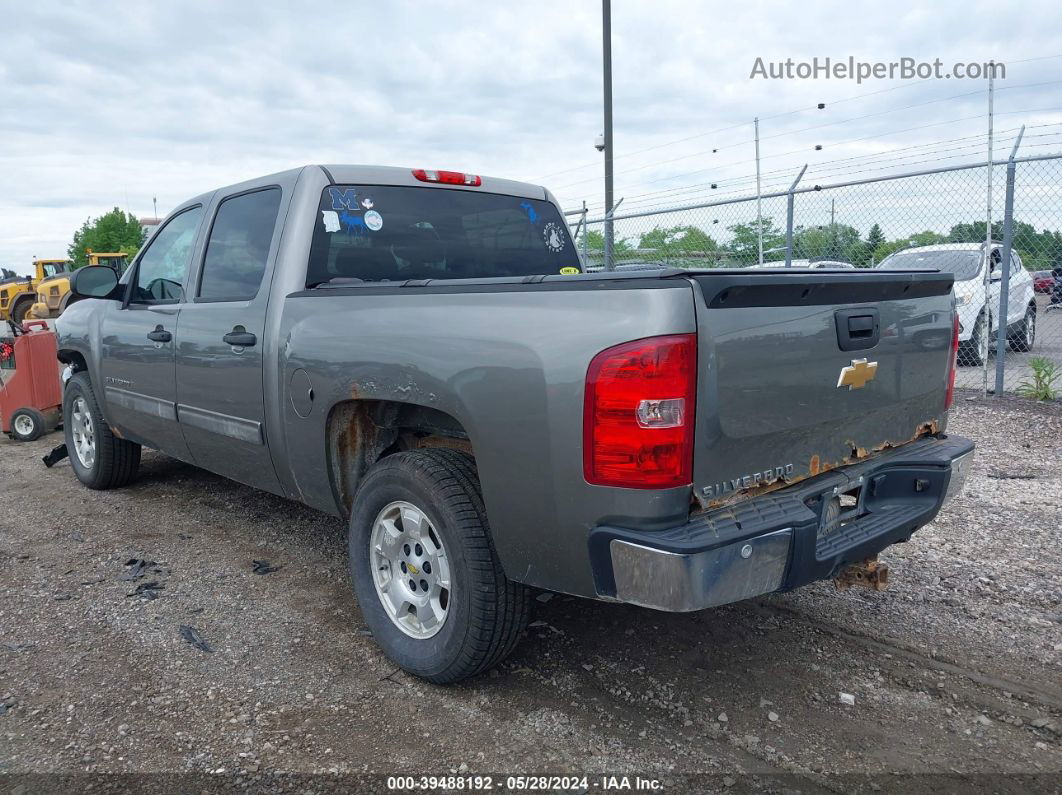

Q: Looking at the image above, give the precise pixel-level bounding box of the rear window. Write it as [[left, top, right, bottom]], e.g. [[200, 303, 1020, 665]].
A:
[[877, 249, 982, 281], [306, 185, 578, 286]]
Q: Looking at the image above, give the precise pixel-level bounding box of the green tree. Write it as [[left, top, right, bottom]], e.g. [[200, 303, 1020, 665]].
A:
[[872, 230, 946, 264], [948, 219, 1062, 270], [792, 223, 861, 262], [637, 225, 718, 266], [727, 218, 785, 264], [582, 229, 634, 267], [852, 224, 885, 267], [68, 208, 145, 268]]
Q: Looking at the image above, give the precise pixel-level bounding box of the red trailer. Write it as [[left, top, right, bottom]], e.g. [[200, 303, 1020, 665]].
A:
[[0, 321, 63, 441]]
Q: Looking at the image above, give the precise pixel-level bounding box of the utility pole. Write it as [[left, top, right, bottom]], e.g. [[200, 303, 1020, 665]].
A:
[[755, 117, 763, 265], [982, 64, 995, 394], [152, 196, 158, 221], [602, 0, 615, 271]]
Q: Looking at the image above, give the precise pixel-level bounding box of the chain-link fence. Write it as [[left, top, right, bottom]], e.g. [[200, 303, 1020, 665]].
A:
[[569, 153, 1062, 397]]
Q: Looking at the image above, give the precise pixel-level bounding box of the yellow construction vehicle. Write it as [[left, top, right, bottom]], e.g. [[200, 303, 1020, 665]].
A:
[[27, 251, 129, 320], [0, 259, 72, 324]]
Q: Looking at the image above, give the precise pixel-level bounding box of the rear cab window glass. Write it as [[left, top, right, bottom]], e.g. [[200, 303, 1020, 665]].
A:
[[306, 185, 578, 286], [198, 187, 282, 301]]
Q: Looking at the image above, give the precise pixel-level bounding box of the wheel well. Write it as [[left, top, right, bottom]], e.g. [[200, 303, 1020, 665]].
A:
[[326, 400, 473, 516], [57, 349, 88, 373], [10, 293, 34, 311]]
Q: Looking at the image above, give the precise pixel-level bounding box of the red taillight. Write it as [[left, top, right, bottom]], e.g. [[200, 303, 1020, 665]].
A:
[[411, 168, 482, 187], [583, 334, 697, 489], [945, 312, 959, 410]]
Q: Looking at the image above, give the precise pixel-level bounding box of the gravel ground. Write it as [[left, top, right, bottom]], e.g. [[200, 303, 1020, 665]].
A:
[[0, 392, 1059, 793]]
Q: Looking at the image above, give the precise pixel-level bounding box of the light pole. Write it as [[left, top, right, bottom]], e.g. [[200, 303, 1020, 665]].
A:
[[602, 0, 615, 271], [754, 117, 762, 265]]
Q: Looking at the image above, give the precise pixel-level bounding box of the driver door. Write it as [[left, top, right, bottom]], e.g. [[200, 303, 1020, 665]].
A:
[[97, 204, 205, 458]]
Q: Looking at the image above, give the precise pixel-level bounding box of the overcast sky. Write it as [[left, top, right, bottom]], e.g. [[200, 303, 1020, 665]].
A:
[[2, 1, 1061, 270]]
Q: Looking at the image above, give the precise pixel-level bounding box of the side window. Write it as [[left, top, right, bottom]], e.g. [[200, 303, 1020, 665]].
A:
[[198, 188, 282, 301], [130, 206, 203, 304]]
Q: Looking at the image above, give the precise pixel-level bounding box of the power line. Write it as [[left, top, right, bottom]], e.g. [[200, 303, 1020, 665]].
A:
[[545, 73, 1062, 191], [531, 64, 1050, 182], [560, 117, 1062, 214], [565, 103, 1062, 205], [549, 84, 1020, 192]]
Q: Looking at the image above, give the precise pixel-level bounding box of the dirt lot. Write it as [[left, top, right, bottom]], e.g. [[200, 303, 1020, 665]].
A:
[[1, 393, 1060, 793]]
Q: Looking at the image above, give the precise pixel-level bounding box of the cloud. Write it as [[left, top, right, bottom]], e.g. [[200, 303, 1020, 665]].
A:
[[1, 0, 1061, 269]]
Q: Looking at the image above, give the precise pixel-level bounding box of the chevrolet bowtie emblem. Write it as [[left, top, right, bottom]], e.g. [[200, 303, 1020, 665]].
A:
[[837, 358, 878, 390]]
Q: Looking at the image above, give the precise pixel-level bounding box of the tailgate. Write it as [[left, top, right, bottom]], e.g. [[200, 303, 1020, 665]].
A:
[[689, 270, 955, 507]]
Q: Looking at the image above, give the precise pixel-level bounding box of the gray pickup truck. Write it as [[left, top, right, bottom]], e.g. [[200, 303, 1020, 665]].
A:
[[56, 165, 973, 683]]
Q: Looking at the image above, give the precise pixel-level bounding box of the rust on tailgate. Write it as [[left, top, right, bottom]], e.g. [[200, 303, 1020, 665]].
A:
[[701, 420, 940, 510]]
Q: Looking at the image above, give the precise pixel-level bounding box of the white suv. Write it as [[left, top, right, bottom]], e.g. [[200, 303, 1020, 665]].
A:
[[877, 243, 1036, 366]]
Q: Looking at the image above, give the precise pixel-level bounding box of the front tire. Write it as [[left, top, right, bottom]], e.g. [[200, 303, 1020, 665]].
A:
[[63, 372, 141, 489], [9, 407, 45, 441], [348, 449, 531, 684], [11, 299, 32, 325], [960, 314, 989, 367]]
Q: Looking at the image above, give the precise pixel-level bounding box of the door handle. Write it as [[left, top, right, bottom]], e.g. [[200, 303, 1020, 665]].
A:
[[223, 328, 257, 347], [147, 326, 172, 343]]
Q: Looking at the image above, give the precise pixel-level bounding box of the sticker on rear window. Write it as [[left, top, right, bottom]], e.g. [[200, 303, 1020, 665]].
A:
[[520, 201, 539, 224], [559, 266, 579, 275], [340, 212, 367, 234], [321, 210, 341, 233], [328, 187, 359, 211], [361, 197, 374, 210], [543, 222, 566, 253], [364, 210, 383, 231]]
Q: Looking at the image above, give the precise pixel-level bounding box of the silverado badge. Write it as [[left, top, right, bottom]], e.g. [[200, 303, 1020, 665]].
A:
[[837, 358, 878, 390]]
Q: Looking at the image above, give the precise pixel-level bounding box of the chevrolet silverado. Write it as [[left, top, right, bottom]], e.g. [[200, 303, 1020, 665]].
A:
[[56, 165, 973, 683]]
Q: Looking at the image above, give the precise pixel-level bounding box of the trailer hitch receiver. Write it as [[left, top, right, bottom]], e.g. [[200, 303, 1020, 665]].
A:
[[834, 556, 890, 591]]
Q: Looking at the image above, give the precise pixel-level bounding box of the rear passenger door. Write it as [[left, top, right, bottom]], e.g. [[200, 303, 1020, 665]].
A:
[[174, 182, 289, 493]]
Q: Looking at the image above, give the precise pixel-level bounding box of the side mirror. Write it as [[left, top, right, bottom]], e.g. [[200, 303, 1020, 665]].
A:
[[70, 266, 120, 299]]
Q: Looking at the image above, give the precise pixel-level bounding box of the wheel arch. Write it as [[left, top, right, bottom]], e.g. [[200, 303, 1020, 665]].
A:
[[10, 292, 34, 318], [57, 348, 88, 373], [325, 399, 474, 518]]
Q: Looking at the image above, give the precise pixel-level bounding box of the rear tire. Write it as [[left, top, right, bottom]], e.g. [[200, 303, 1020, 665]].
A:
[[9, 407, 45, 441], [348, 449, 531, 683], [1007, 305, 1036, 353], [63, 371, 141, 489]]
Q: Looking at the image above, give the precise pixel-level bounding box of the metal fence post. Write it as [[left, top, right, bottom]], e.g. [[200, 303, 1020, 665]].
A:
[[604, 198, 624, 271], [784, 165, 807, 268], [994, 126, 1025, 395], [581, 204, 589, 269]]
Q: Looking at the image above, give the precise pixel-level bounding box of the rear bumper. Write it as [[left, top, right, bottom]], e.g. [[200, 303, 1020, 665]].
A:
[[590, 434, 974, 612]]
